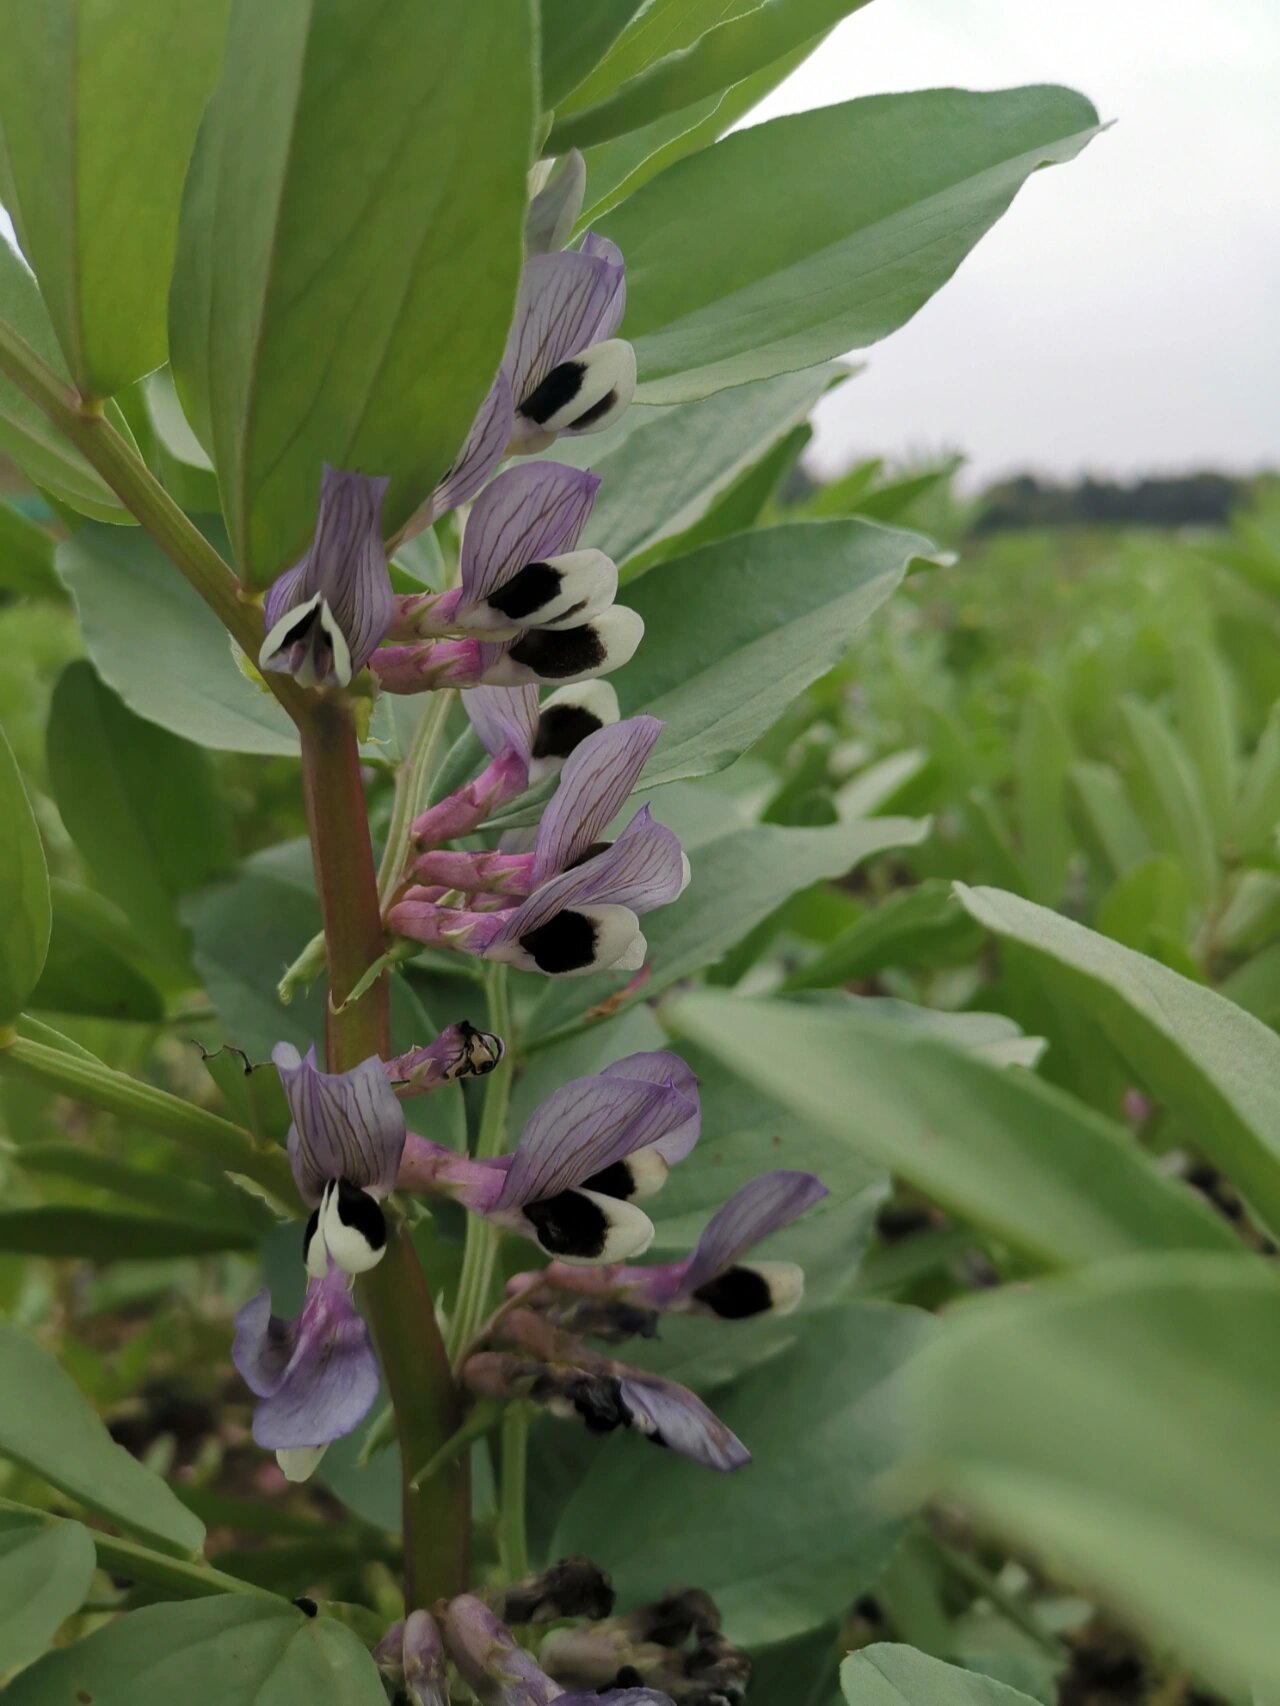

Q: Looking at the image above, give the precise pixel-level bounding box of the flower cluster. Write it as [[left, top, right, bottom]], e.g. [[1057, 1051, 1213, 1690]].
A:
[[232, 1042, 824, 1484], [371, 1561, 750, 1704]]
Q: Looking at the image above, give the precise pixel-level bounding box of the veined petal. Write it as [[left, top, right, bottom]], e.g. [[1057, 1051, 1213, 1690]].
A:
[[680, 1170, 829, 1300], [232, 1263, 379, 1450], [526, 150, 587, 255], [601, 1050, 701, 1162], [411, 369, 515, 538], [497, 1074, 691, 1211], [444, 1596, 561, 1706], [614, 1372, 751, 1472], [504, 243, 625, 410], [460, 461, 600, 608], [273, 1042, 406, 1206], [483, 605, 644, 688], [386, 1021, 505, 1096], [465, 683, 540, 763], [529, 679, 620, 783], [532, 716, 663, 885]]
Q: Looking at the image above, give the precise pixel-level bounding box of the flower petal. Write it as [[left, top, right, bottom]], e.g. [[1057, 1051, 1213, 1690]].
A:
[[614, 1372, 751, 1472], [386, 1021, 506, 1096], [526, 151, 587, 255], [529, 679, 620, 782], [465, 684, 540, 763], [444, 1596, 561, 1705], [402, 1609, 450, 1706], [681, 1170, 829, 1297], [504, 244, 625, 409], [273, 1042, 406, 1206], [497, 1073, 690, 1211], [532, 716, 663, 885], [421, 369, 515, 530], [601, 1050, 701, 1162], [460, 461, 600, 608]]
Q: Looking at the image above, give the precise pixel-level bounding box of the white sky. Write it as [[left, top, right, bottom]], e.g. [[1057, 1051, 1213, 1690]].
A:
[[745, 0, 1280, 484]]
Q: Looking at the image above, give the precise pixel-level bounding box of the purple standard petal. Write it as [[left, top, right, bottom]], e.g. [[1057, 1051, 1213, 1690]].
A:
[[506, 807, 687, 939], [459, 461, 600, 610], [614, 1371, 751, 1472], [444, 1596, 561, 1706], [423, 369, 515, 528], [232, 1264, 379, 1450], [497, 1073, 693, 1212], [260, 467, 394, 687], [531, 716, 663, 884], [681, 1170, 829, 1298], [504, 244, 625, 412], [465, 683, 540, 764], [273, 1043, 406, 1206], [601, 1050, 701, 1163]]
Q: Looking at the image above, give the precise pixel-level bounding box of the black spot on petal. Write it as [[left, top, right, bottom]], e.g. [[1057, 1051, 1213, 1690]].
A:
[[523, 1188, 610, 1258], [532, 702, 604, 761], [568, 387, 618, 430], [520, 359, 585, 426], [692, 1265, 774, 1320], [580, 1159, 636, 1200], [334, 1179, 387, 1252], [302, 1205, 320, 1262], [509, 624, 606, 681], [488, 561, 563, 622], [519, 910, 598, 974]]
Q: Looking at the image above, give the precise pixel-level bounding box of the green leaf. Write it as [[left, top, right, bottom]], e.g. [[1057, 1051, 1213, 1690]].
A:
[[779, 881, 982, 992], [668, 991, 1236, 1268], [548, 0, 872, 151], [552, 1304, 937, 1646], [842, 1645, 1043, 1706], [57, 520, 301, 755], [0, 1519, 96, 1674], [539, 0, 643, 107], [956, 885, 1280, 1236], [33, 881, 165, 1021], [0, 722, 50, 1024], [1095, 854, 1195, 974], [0, 1207, 256, 1261], [1219, 942, 1280, 1029], [170, 0, 534, 584], [564, 0, 762, 111], [1175, 638, 1238, 838], [14, 1141, 263, 1226], [46, 662, 233, 976], [614, 520, 928, 785], [1119, 697, 1218, 905], [1235, 701, 1280, 856], [552, 365, 841, 569], [0, 501, 62, 598], [1068, 759, 1151, 880], [0, 0, 231, 394], [903, 1254, 1280, 1696], [0, 241, 135, 521], [529, 803, 928, 1039], [0, 1321, 205, 1555], [1014, 695, 1072, 905], [3, 1595, 387, 1706], [597, 86, 1103, 402]]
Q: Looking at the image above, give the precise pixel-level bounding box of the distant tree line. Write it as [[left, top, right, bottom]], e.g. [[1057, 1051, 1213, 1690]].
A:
[[972, 471, 1254, 533]]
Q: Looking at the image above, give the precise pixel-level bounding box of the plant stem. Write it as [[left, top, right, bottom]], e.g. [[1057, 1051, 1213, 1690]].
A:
[[0, 1035, 293, 1200], [448, 963, 514, 1360], [377, 688, 456, 910], [297, 698, 468, 1606], [498, 1403, 529, 1580], [0, 318, 304, 721], [0, 1497, 279, 1602], [924, 1530, 1065, 1660]]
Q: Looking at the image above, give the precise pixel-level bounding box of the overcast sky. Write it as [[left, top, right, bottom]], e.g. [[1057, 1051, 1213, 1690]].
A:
[[745, 0, 1280, 484]]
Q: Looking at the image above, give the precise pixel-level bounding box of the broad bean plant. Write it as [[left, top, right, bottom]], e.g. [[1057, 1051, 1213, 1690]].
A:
[[7, 6, 1271, 1706]]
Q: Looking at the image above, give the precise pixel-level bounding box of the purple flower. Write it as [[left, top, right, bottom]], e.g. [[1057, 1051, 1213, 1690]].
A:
[[232, 1260, 379, 1481], [273, 1043, 406, 1276], [402, 1610, 451, 1706], [396, 369, 516, 546], [463, 1312, 749, 1473], [398, 1052, 700, 1264], [526, 1170, 828, 1326], [504, 234, 635, 452], [258, 466, 394, 688], [384, 1021, 505, 1098], [445, 1596, 673, 1705]]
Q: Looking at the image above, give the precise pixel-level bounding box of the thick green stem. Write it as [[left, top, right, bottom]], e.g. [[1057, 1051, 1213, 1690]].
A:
[[297, 700, 468, 1606], [448, 964, 514, 1361], [0, 318, 303, 722], [0, 1035, 293, 1201], [377, 688, 457, 910]]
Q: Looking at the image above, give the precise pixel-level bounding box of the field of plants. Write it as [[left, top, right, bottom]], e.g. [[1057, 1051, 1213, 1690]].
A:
[[0, 5, 1277, 1706]]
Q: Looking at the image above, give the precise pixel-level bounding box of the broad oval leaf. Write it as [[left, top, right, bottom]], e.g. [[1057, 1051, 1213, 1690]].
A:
[[842, 1645, 1043, 1706], [170, 0, 535, 583], [33, 880, 165, 1021], [0, 722, 50, 1024], [46, 661, 233, 977], [0, 0, 231, 394], [3, 1594, 386, 1706], [668, 991, 1236, 1268], [0, 1520, 97, 1675], [0, 1207, 256, 1261], [0, 1321, 205, 1555], [957, 885, 1280, 1237], [598, 86, 1103, 402], [539, 0, 643, 108], [0, 501, 62, 598], [549, 0, 871, 152], [0, 240, 135, 521], [552, 1304, 937, 1646], [903, 1254, 1280, 1697]]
